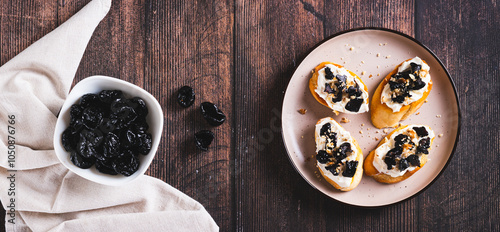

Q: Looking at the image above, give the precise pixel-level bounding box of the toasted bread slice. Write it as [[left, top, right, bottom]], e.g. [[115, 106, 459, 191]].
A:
[[309, 62, 369, 115], [364, 124, 435, 184], [370, 57, 432, 128], [314, 117, 363, 191]]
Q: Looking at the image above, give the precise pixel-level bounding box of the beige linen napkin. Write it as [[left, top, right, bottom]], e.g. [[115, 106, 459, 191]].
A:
[[0, 0, 218, 231]]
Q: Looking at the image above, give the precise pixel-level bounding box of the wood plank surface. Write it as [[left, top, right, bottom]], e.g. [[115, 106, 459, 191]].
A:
[[1, 0, 499, 232]]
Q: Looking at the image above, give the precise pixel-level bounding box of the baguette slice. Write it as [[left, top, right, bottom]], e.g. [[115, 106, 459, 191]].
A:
[[309, 62, 369, 115], [364, 124, 435, 184], [314, 117, 363, 191], [370, 57, 432, 128]]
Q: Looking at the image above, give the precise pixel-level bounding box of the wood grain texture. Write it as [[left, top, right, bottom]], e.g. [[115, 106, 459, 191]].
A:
[[1, 0, 499, 231]]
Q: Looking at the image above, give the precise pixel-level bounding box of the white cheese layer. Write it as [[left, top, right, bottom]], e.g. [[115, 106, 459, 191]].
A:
[[373, 125, 435, 177], [314, 64, 369, 114], [315, 118, 357, 188], [381, 57, 431, 112]]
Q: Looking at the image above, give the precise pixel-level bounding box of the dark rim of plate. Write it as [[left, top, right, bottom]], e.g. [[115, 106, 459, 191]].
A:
[[280, 27, 462, 208]]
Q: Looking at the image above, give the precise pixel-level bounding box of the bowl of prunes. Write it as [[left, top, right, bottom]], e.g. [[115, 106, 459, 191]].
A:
[[53, 75, 163, 186]]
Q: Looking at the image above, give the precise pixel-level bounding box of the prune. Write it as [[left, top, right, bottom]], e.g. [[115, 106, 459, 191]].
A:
[[177, 86, 195, 108], [399, 158, 409, 171], [386, 146, 403, 158], [345, 85, 362, 98], [201, 102, 226, 126], [96, 159, 118, 175], [413, 127, 429, 137], [316, 150, 330, 164], [407, 155, 421, 167], [343, 161, 358, 177], [195, 130, 214, 151], [324, 83, 335, 94], [411, 78, 426, 90], [70, 151, 95, 169], [410, 62, 421, 73], [334, 143, 352, 161], [345, 98, 364, 112], [82, 107, 103, 130], [112, 151, 139, 176], [130, 97, 148, 117], [392, 94, 407, 103], [62, 127, 79, 152], [99, 90, 123, 104], [324, 67, 334, 80], [63, 89, 152, 177], [320, 123, 331, 136], [103, 132, 120, 159], [417, 137, 431, 154], [135, 133, 152, 155], [394, 134, 411, 148], [336, 74, 347, 83], [325, 163, 340, 176], [384, 156, 397, 170]]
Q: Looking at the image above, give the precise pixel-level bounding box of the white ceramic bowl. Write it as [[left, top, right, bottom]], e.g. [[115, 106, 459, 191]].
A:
[[53, 75, 163, 186]]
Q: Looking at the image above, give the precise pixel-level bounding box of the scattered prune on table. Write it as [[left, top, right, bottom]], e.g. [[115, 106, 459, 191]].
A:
[[62, 89, 152, 176], [70, 151, 95, 169], [195, 130, 214, 151], [112, 151, 139, 176], [177, 86, 196, 108], [342, 160, 358, 177], [413, 126, 429, 137], [201, 102, 226, 126], [316, 150, 330, 164]]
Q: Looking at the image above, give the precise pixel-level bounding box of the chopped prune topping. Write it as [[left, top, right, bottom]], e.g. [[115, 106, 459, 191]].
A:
[[345, 98, 364, 112], [384, 156, 397, 170], [320, 123, 331, 136], [407, 154, 421, 167], [324, 67, 334, 80], [325, 163, 340, 176], [417, 137, 431, 154], [336, 74, 347, 83], [410, 62, 421, 73], [384, 146, 402, 170], [343, 161, 358, 177], [346, 85, 362, 98], [389, 62, 426, 103], [316, 150, 330, 164], [112, 151, 139, 176], [62, 90, 151, 176], [177, 86, 195, 108], [394, 134, 411, 148], [70, 151, 95, 169], [195, 130, 215, 151], [201, 102, 226, 126], [324, 83, 335, 94], [399, 158, 409, 171], [413, 126, 429, 137]]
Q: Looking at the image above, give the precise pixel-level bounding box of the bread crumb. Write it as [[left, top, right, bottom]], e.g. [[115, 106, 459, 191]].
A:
[[298, 108, 307, 114], [416, 112, 420, 115], [375, 137, 379, 141], [436, 144, 440, 147], [369, 74, 373, 78], [377, 65, 380, 68], [375, 131, 379, 133], [376, 53, 380, 57], [367, 128, 370, 131], [361, 123, 365, 126], [379, 43, 382, 46], [438, 134, 443, 137], [301, 136, 304, 138], [424, 99, 429, 103], [350, 47, 355, 51], [361, 71, 366, 75], [340, 57, 344, 60], [386, 55, 391, 59], [384, 43, 388, 45], [340, 117, 350, 123], [361, 60, 365, 64], [436, 114, 442, 118], [377, 73, 380, 76], [383, 129, 389, 134], [359, 130, 363, 134]]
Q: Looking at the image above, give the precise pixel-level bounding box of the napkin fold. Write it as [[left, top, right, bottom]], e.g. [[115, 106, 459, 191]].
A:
[[0, 0, 218, 231]]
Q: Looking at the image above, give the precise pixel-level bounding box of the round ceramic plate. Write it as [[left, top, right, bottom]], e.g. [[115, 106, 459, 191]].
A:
[[282, 28, 460, 207]]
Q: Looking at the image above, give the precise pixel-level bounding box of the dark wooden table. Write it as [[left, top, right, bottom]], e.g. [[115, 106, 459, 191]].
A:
[[1, 0, 499, 231]]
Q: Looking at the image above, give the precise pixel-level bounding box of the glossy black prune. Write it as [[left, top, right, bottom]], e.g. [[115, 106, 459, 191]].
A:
[[177, 86, 196, 108], [384, 156, 397, 170], [63, 89, 152, 176], [345, 98, 364, 112], [417, 137, 431, 154], [399, 158, 409, 171], [324, 67, 334, 80], [201, 102, 226, 126], [406, 154, 421, 167], [342, 160, 358, 177], [316, 150, 330, 164], [413, 127, 429, 137], [410, 62, 421, 73], [195, 130, 215, 151], [112, 151, 139, 176], [324, 83, 335, 94], [320, 123, 331, 136], [70, 151, 95, 169], [345, 85, 362, 98], [394, 134, 412, 148], [325, 163, 340, 176]]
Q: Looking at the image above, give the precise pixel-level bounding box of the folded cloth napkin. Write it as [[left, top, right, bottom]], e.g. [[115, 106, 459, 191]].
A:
[[0, 0, 218, 231]]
